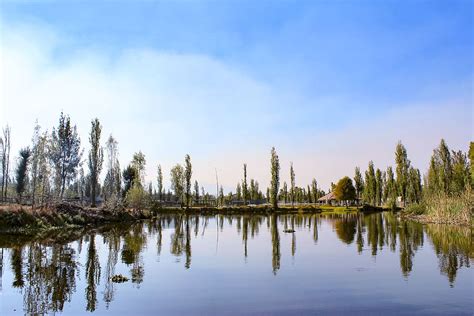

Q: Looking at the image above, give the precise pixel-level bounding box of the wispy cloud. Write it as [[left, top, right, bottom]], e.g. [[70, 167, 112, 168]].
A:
[[1, 20, 471, 193]]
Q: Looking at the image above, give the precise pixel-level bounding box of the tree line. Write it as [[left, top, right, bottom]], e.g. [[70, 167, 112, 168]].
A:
[[0, 112, 472, 211], [333, 140, 472, 210]]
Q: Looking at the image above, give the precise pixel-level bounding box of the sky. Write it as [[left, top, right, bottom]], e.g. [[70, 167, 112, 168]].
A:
[[0, 0, 472, 194]]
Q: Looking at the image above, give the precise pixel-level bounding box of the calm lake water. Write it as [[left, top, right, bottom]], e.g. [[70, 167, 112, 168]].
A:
[[0, 212, 472, 315]]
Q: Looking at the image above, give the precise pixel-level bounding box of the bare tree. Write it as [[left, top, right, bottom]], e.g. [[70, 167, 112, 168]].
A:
[[1, 126, 11, 201]]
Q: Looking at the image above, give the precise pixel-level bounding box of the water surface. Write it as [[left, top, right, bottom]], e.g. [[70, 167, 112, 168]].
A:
[[0, 212, 472, 315]]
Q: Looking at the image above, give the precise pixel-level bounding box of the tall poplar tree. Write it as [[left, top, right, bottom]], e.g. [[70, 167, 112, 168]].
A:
[[385, 166, 397, 206], [184, 154, 192, 208], [435, 139, 452, 194], [242, 163, 248, 204], [311, 178, 318, 203], [88, 118, 103, 207], [395, 142, 410, 207], [270, 147, 280, 209], [364, 161, 376, 205], [157, 164, 163, 201], [290, 162, 295, 206], [451, 150, 469, 193], [354, 167, 364, 201], [375, 168, 382, 206]]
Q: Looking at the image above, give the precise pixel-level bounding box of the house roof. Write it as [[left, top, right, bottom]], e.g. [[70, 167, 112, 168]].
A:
[[317, 191, 335, 201]]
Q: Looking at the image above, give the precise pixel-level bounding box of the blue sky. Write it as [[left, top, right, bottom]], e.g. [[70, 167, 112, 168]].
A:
[[0, 0, 472, 192]]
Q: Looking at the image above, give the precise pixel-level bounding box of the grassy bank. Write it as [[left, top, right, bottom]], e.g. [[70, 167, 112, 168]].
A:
[[0, 203, 154, 234], [0, 203, 385, 234], [401, 190, 472, 226]]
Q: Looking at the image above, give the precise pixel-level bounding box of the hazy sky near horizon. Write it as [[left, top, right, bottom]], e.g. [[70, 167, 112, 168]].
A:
[[0, 1, 472, 193]]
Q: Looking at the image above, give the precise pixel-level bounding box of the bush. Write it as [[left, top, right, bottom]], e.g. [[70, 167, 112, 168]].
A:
[[404, 203, 426, 215], [126, 183, 147, 210]]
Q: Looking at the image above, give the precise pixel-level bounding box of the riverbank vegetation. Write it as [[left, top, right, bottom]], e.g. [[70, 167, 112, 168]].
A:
[[0, 112, 471, 227]]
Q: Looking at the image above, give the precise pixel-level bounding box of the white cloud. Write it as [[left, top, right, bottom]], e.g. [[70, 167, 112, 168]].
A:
[[1, 20, 471, 194]]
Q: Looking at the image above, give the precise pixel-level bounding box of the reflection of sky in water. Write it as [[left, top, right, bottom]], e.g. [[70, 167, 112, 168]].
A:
[[0, 213, 472, 315]]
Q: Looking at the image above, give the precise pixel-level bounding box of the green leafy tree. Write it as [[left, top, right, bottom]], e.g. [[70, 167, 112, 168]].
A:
[[435, 139, 452, 194], [451, 150, 469, 193], [311, 179, 318, 203], [363, 161, 376, 205], [375, 168, 383, 206], [157, 164, 163, 201], [15, 147, 31, 203], [334, 176, 356, 205], [354, 167, 364, 201], [385, 166, 397, 206], [270, 147, 280, 209], [184, 154, 192, 208], [170, 164, 185, 207], [407, 167, 422, 204], [88, 118, 103, 207], [122, 165, 138, 197], [50, 112, 82, 198], [427, 156, 439, 194], [395, 142, 410, 207]]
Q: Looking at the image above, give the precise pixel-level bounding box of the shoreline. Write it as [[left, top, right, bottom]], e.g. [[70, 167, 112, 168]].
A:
[[0, 202, 445, 235]]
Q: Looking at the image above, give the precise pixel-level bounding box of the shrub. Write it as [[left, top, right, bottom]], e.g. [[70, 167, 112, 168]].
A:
[[126, 183, 147, 210], [404, 203, 426, 215]]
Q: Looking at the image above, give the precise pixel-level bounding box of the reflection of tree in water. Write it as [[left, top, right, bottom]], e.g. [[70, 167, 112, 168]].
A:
[[185, 215, 192, 269], [11, 247, 24, 288], [425, 224, 472, 286], [312, 215, 319, 244], [103, 229, 121, 308], [170, 216, 185, 257], [364, 213, 386, 256], [168, 215, 192, 269], [22, 242, 78, 314], [383, 212, 398, 252], [85, 235, 101, 312], [121, 223, 147, 286], [356, 216, 364, 254], [398, 220, 424, 277], [242, 216, 249, 258], [334, 214, 357, 244], [270, 214, 280, 274]]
